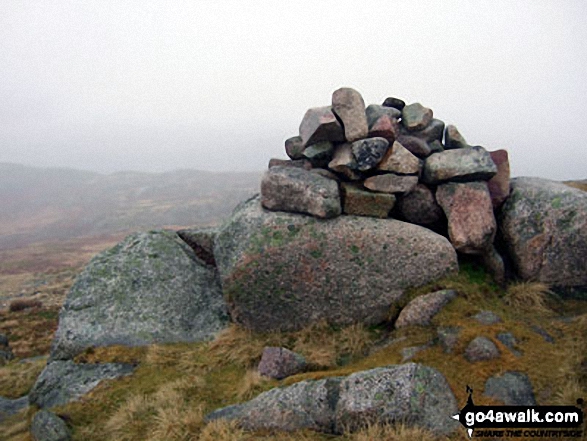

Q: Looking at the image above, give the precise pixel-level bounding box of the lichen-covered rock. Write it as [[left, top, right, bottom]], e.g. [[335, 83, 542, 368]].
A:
[[364, 173, 418, 194], [261, 166, 341, 219], [29, 361, 134, 408], [302, 141, 335, 166], [341, 183, 396, 218], [484, 372, 536, 405], [444, 125, 469, 149], [258, 347, 307, 380], [498, 177, 587, 296], [436, 181, 497, 254], [422, 146, 497, 184], [267, 158, 312, 170], [214, 196, 458, 332], [351, 137, 389, 171], [376, 141, 421, 175], [206, 364, 459, 436], [332, 87, 369, 142], [0, 396, 29, 423], [487, 150, 511, 208], [299, 106, 345, 147], [50, 230, 229, 361], [396, 184, 444, 227], [31, 410, 71, 441], [395, 290, 456, 328], [402, 103, 433, 131], [464, 336, 500, 362], [406, 118, 445, 143], [328, 143, 361, 180], [285, 136, 305, 160]]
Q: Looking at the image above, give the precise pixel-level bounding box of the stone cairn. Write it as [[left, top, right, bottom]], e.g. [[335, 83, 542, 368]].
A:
[[262, 87, 511, 282]]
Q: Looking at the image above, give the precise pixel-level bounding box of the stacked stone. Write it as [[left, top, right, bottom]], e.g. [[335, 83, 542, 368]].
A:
[[262, 87, 511, 280]]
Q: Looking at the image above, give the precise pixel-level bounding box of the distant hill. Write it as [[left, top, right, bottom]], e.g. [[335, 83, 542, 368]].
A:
[[0, 163, 261, 250]]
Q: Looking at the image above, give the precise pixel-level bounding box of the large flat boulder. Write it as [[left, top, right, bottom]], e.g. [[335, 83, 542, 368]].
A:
[[50, 230, 229, 361], [422, 146, 497, 184], [499, 177, 587, 296], [214, 196, 458, 332]]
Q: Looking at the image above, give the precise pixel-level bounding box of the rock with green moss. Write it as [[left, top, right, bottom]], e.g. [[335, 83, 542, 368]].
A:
[[499, 177, 587, 297], [50, 230, 229, 361], [214, 196, 458, 332]]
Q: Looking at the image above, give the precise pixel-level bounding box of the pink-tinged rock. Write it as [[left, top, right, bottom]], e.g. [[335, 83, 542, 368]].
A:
[[376, 141, 421, 175], [487, 150, 511, 208], [258, 347, 307, 380], [285, 136, 305, 160], [396, 135, 432, 158], [364, 174, 418, 194], [436, 181, 497, 254], [395, 290, 456, 328], [328, 143, 362, 181], [268, 158, 312, 170], [299, 106, 345, 147], [397, 184, 444, 226], [401, 103, 433, 131], [368, 115, 399, 144], [332, 87, 368, 142], [341, 182, 396, 218]]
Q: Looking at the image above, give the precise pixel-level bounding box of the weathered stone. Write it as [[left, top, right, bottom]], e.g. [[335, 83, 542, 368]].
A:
[[29, 361, 134, 408], [50, 230, 229, 361], [268, 158, 312, 170], [496, 332, 522, 357], [351, 137, 389, 171], [405, 118, 445, 143], [261, 166, 341, 219], [396, 135, 431, 158], [464, 336, 500, 362], [402, 103, 433, 131], [484, 372, 536, 405], [341, 182, 395, 218], [422, 146, 497, 184], [214, 196, 458, 332], [429, 140, 444, 153], [0, 333, 14, 365], [302, 141, 334, 166], [258, 347, 307, 380], [299, 106, 345, 147], [207, 364, 459, 436], [310, 168, 339, 181], [444, 125, 469, 149], [332, 87, 368, 142], [530, 325, 555, 344], [397, 184, 444, 226], [499, 177, 587, 295], [473, 310, 502, 325], [436, 181, 496, 253], [365, 104, 401, 127], [285, 136, 305, 160], [328, 143, 362, 181], [0, 396, 29, 423], [364, 174, 418, 194], [395, 290, 456, 328], [177, 226, 217, 266], [367, 115, 398, 143], [437, 326, 462, 353], [382, 96, 406, 110], [401, 343, 432, 362], [487, 150, 511, 208], [31, 410, 71, 441], [482, 246, 506, 286], [376, 141, 421, 175]]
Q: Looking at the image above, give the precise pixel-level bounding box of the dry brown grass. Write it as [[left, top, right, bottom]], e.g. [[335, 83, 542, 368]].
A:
[[350, 422, 440, 441], [8, 298, 42, 312], [236, 369, 270, 401], [0, 407, 35, 441], [0, 357, 46, 398], [503, 281, 553, 314], [199, 419, 246, 441], [0, 307, 60, 358], [565, 181, 587, 192]]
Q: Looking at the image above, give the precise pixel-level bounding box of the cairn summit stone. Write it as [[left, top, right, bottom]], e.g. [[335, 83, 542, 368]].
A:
[[402, 103, 433, 131], [299, 106, 345, 147], [332, 87, 369, 142]]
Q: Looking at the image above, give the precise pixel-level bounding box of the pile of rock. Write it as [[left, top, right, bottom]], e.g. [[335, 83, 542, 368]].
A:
[[264, 87, 511, 280]]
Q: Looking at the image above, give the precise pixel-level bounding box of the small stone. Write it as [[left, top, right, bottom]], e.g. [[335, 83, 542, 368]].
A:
[[351, 137, 389, 171], [332, 87, 368, 142], [395, 290, 456, 328], [444, 125, 469, 149], [328, 143, 362, 181], [376, 141, 421, 175], [0, 333, 14, 366], [484, 372, 536, 405], [530, 325, 555, 344], [429, 140, 444, 153], [258, 347, 307, 380], [261, 166, 341, 219], [285, 136, 305, 159], [364, 174, 418, 194], [402, 103, 433, 131], [299, 106, 345, 147], [302, 141, 334, 166], [437, 326, 462, 353], [396, 135, 432, 158], [367, 115, 399, 143], [422, 146, 497, 184], [397, 184, 444, 226], [365, 104, 401, 127], [436, 181, 497, 254], [341, 182, 395, 218], [268, 158, 312, 170], [31, 410, 71, 441], [464, 336, 500, 362], [401, 343, 432, 362], [0, 396, 29, 423], [406, 118, 445, 143], [473, 310, 502, 325], [487, 150, 511, 208], [496, 332, 522, 357], [382, 96, 406, 110]]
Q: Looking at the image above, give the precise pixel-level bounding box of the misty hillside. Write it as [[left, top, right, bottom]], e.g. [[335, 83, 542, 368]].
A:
[[0, 163, 261, 249]]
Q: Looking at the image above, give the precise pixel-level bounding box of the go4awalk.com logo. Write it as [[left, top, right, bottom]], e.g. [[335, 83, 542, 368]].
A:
[[452, 386, 585, 438]]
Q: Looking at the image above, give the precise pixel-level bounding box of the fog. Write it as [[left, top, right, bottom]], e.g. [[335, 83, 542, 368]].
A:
[[1, 1, 586, 180]]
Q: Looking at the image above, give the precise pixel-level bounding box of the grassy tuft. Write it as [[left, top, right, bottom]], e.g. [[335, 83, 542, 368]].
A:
[[198, 419, 246, 441], [237, 369, 270, 401], [503, 281, 553, 314], [350, 422, 439, 441], [0, 357, 46, 398]]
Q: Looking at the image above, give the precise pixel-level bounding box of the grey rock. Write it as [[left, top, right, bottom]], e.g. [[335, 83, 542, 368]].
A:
[[376, 141, 421, 175], [498, 177, 587, 294], [404, 118, 445, 143], [0, 396, 29, 423], [382, 96, 406, 110], [397, 184, 444, 226], [530, 325, 555, 344], [365, 104, 401, 127], [50, 230, 229, 361], [261, 166, 341, 219], [496, 332, 522, 357], [0, 349, 14, 365], [484, 372, 537, 405], [395, 290, 456, 328], [0, 334, 8, 347], [214, 196, 458, 332], [341, 182, 395, 218], [437, 326, 462, 353], [422, 146, 497, 184], [332, 87, 369, 142], [444, 125, 469, 149], [285, 136, 305, 160], [258, 347, 307, 380], [268, 158, 312, 171], [299, 106, 345, 147], [302, 141, 335, 166], [177, 226, 217, 266], [351, 137, 389, 171], [364, 174, 418, 194], [402, 103, 433, 131], [396, 135, 432, 158], [401, 343, 433, 362], [482, 246, 506, 286], [29, 360, 134, 408], [429, 140, 444, 153], [473, 310, 502, 325], [31, 410, 71, 441], [464, 337, 500, 362]]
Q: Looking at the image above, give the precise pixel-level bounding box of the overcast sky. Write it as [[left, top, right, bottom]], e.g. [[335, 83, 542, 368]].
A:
[[1, 1, 586, 179]]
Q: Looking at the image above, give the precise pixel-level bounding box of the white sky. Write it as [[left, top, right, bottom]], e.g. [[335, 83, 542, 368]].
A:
[[1, 0, 586, 179]]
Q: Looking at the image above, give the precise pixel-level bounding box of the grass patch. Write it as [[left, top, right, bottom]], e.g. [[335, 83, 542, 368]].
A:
[[0, 357, 47, 398]]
